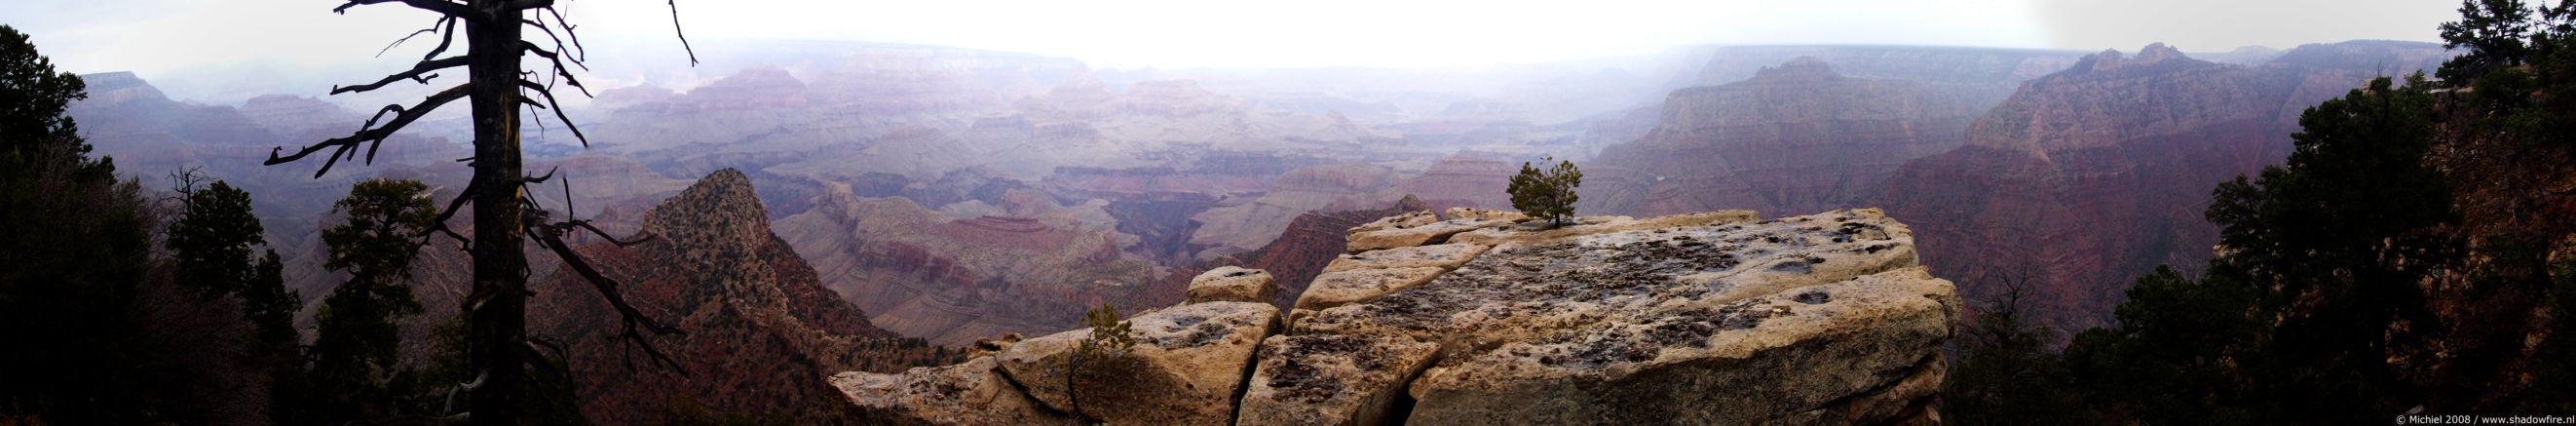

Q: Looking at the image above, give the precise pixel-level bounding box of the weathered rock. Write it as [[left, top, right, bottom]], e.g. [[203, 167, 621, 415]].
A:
[[1402, 269, 1955, 424], [1321, 244, 1490, 274], [832, 357, 1071, 425], [1293, 267, 1447, 313], [1346, 215, 1514, 252], [1445, 207, 1527, 222], [997, 301, 1279, 425], [1290, 209, 1949, 424], [1187, 266, 1278, 304], [1236, 334, 1441, 426], [835, 209, 1957, 426], [1446, 210, 1758, 248]]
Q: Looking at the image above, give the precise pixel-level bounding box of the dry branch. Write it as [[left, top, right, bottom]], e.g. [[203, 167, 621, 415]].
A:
[[263, 83, 470, 177], [333, 0, 477, 21], [332, 57, 467, 95]]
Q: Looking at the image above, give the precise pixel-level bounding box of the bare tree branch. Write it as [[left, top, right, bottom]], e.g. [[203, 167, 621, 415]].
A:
[[665, 0, 699, 65], [524, 14, 587, 68], [414, 180, 477, 253], [333, 0, 478, 21], [332, 57, 468, 95], [527, 223, 688, 376], [376, 16, 452, 58], [516, 79, 591, 146], [420, 16, 460, 62], [541, 7, 587, 62], [264, 84, 471, 177]]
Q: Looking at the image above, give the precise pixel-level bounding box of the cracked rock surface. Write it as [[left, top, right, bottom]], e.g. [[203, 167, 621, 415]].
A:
[[833, 209, 1956, 425]]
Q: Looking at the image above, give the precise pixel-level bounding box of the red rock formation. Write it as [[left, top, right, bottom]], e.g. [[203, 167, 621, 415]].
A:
[[1871, 41, 2454, 331], [532, 169, 955, 423], [775, 182, 1165, 346], [1150, 197, 1430, 308], [1391, 154, 1516, 213], [1586, 57, 2002, 217]]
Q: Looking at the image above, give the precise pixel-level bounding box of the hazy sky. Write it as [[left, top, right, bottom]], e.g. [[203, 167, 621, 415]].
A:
[[1, 0, 2458, 81]]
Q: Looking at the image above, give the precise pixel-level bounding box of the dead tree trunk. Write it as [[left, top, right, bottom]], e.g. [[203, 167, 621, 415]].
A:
[[268, 1, 699, 423], [462, 2, 530, 422]]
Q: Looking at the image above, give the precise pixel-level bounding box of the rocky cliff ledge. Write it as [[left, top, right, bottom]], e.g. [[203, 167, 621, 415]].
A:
[[831, 208, 1959, 425]]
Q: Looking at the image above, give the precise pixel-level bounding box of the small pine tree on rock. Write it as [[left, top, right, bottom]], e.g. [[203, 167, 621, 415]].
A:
[[1062, 303, 1135, 424], [1508, 155, 1583, 226]]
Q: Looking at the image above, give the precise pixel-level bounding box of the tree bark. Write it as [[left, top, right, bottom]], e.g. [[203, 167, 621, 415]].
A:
[[463, 1, 529, 423]]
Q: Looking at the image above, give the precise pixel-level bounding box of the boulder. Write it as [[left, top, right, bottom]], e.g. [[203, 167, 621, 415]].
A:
[[831, 357, 1071, 425], [1236, 333, 1441, 426], [997, 301, 1279, 425], [1186, 266, 1278, 304]]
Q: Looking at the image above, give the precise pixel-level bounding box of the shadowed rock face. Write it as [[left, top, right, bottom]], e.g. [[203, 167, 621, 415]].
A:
[[774, 181, 1165, 346], [1870, 41, 2456, 332], [834, 209, 1958, 425], [1149, 197, 1432, 310], [1588, 57, 2006, 217], [533, 169, 956, 424]]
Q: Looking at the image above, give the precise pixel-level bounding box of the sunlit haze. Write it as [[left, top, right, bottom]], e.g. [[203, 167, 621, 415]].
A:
[[6, 0, 2452, 81]]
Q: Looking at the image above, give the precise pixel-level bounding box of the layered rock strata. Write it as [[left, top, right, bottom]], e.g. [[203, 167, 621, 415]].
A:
[[1871, 41, 2454, 332], [1587, 57, 2002, 217], [835, 209, 1958, 425]]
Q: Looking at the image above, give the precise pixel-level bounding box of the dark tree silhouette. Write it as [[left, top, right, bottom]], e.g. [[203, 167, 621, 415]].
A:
[[260, 1, 699, 422], [166, 174, 299, 353], [303, 178, 438, 423]]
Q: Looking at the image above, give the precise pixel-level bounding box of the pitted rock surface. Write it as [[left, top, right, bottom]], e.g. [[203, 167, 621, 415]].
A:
[[830, 357, 1069, 425], [834, 209, 1956, 426], [1294, 267, 1447, 313], [1446, 210, 1759, 248], [1236, 333, 1441, 426], [1321, 244, 1490, 274], [996, 301, 1278, 425]]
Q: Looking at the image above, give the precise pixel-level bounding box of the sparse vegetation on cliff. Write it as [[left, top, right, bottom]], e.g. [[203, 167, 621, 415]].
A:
[[1508, 156, 1582, 226], [1063, 302, 1138, 424], [1944, 1, 2576, 420]]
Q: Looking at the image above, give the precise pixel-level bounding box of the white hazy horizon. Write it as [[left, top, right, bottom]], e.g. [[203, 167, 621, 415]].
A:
[[0, 0, 2458, 94]]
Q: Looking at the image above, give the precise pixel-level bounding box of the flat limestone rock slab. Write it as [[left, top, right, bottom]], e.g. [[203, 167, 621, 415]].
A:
[[1347, 214, 1513, 253], [1294, 267, 1447, 313], [1447, 210, 1758, 248], [1403, 269, 1956, 425], [1321, 244, 1490, 274], [831, 356, 1070, 425], [1445, 208, 1528, 221], [997, 301, 1280, 426], [1237, 333, 1442, 426]]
